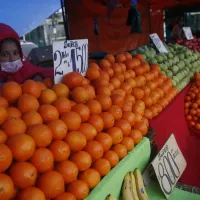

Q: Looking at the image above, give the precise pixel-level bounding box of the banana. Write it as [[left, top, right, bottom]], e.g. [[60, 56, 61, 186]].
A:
[[129, 172, 140, 200], [134, 168, 150, 200], [122, 173, 134, 200], [106, 194, 117, 200]]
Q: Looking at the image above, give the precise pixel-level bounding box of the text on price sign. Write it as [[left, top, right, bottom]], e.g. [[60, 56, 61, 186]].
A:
[[53, 39, 88, 84], [151, 134, 187, 199], [150, 33, 168, 53]]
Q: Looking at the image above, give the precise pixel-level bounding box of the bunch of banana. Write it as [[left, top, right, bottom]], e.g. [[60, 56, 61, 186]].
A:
[[106, 194, 117, 200], [122, 169, 149, 200]]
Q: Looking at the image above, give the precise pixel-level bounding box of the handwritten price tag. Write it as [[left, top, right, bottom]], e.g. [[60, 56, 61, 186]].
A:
[[183, 27, 194, 40], [150, 33, 168, 53], [151, 134, 187, 198], [53, 39, 88, 84]]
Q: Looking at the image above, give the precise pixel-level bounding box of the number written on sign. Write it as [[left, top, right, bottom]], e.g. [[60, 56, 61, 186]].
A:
[[53, 40, 88, 77], [158, 151, 180, 195]]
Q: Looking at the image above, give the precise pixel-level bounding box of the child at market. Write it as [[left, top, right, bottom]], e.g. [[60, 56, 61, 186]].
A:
[[0, 23, 54, 84]]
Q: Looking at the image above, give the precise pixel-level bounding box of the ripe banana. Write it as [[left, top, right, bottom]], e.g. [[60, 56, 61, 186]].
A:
[[129, 172, 140, 200], [106, 194, 117, 200], [122, 173, 134, 200], [134, 168, 150, 200]]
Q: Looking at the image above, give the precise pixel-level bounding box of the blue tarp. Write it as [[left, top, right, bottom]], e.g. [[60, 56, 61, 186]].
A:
[[0, 0, 61, 37]]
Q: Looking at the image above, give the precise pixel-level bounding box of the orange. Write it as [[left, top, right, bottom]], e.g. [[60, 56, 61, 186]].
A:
[[105, 54, 115, 64], [82, 77, 90, 85], [122, 111, 136, 126], [0, 173, 14, 200], [132, 88, 144, 100], [86, 67, 100, 81], [114, 119, 131, 136], [71, 87, 89, 103], [135, 76, 146, 87], [93, 77, 109, 88], [123, 71, 131, 80], [0, 96, 8, 108], [62, 72, 83, 89], [27, 124, 52, 148], [92, 158, 111, 176], [87, 115, 104, 133], [141, 85, 151, 97], [39, 104, 59, 123], [142, 96, 153, 107], [134, 122, 148, 136], [2, 118, 26, 137], [112, 63, 122, 74], [10, 162, 37, 188], [7, 107, 22, 119], [116, 54, 126, 63], [37, 170, 65, 199], [96, 86, 111, 96], [17, 187, 45, 200], [85, 100, 102, 115], [103, 150, 119, 167], [124, 52, 132, 60], [52, 97, 71, 115], [78, 123, 97, 141], [55, 160, 78, 184], [84, 140, 104, 161], [110, 94, 124, 108], [39, 89, 57, 105], [47, 119, 67, 140], [106, 127, 123, 144], [100, 112, 115, 129], [79, 168, 101, 189], [43, 78, 54, 88], [96, 94, 112, 111], [22, 111, 43, 127], [121, 82, 132, 95], [0, 144, 13, 173], [110, 78, 121, 89], [1, 81, 22, 103], [144, 109, 153, 119], [108, 105, 122, 120], [17, 94, 39, 113], [126, 78, 136, 88], [67, 180, 89, 200], [114, 73, 125, 83], [30, 148, 54, 173], [82, 84, 96, 100], [49, 140, 70, 162], [70, 151, 92, 171], [7, 134, 35, 162], [22, 80, 41, 99], [120, 63, 127, 72], [61, 111, 81, 131], [65, 131, 86, 152], [112, 144, 127, 159], [121, 137, 134, 151], [0, 106, 8, 125], [129, 129, 143, 144], [37, 81, 47, 90], [52, 83, 69, 98], [99, 59, 111, 69], [95, 132, 113, 152], [71, 103, 90, 122], [112, 89, 126, 98], [0, 130, 7, 144]]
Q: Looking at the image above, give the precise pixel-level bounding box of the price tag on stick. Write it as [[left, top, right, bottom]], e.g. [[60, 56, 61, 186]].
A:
[[150, 33, 168, 53], [151, 134, 187, 199], [53, 39, 88, 84], [183, 27, 194, 40]]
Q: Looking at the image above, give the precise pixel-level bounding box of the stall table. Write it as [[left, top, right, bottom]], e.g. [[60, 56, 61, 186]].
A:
[[150, 84, 200, 187]]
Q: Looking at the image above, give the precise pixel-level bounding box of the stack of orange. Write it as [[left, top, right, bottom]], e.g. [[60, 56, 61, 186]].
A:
[[0, 52, 178, 200], [185, 73, 200, 132]]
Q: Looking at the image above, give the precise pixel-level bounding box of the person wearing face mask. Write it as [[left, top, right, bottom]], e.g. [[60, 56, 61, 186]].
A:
[[0, 23, 54, 84]]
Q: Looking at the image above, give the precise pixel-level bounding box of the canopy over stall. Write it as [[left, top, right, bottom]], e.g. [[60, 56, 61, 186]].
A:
[[0, 0, 61, 37]]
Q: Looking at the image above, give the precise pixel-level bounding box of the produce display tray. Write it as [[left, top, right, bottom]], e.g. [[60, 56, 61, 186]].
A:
[[84, 137, 151, 200], [146, 182, 200, 200]]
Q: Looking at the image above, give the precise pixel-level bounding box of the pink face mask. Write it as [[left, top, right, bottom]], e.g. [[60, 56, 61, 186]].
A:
[[1, 59, 23, 73]]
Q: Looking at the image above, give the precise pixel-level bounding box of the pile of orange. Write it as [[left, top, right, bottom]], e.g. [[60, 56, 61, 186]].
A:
[[185, 73, 200, 132], [0, 52, 178, 200]]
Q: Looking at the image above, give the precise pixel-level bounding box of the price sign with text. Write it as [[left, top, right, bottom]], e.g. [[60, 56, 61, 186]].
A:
[[150, 33, 168, 53], [183, 27, 194, 40], [53, 39, 88, 84], [151, 134, 187, 199]]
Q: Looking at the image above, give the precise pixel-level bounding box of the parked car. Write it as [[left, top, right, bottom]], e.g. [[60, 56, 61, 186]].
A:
[[20, 40, 38, 59]]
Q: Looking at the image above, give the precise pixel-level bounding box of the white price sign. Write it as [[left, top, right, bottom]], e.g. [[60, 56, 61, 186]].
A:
[[183, 27, 194, 40], [150, 33, 168, 53], [53, 39, 88, 84], [151, 134, 187, 198]]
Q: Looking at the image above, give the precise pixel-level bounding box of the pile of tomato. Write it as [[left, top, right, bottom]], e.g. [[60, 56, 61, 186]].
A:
[[0, 52, 178, 200], [185, 73, 200, 132]]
